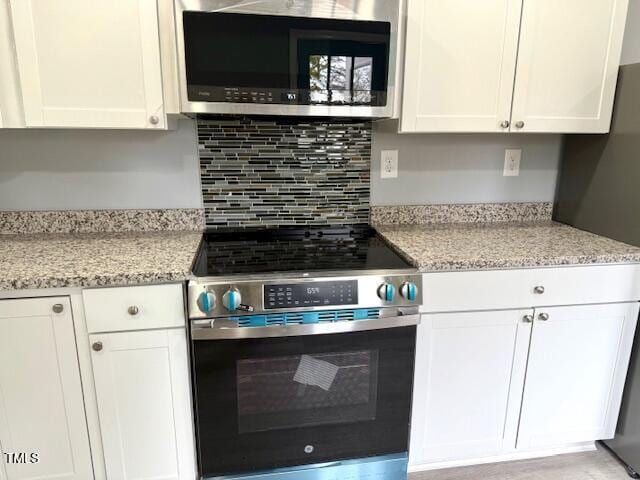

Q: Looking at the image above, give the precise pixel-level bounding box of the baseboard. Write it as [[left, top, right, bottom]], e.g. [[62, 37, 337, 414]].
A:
[[408, 442, 597, 473]]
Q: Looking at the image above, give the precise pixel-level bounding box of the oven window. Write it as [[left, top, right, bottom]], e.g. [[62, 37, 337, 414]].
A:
[[237, 350, 378, 433]]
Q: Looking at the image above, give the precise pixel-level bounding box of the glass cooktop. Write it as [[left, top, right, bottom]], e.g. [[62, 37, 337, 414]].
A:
[[191, 225, 412, 277]]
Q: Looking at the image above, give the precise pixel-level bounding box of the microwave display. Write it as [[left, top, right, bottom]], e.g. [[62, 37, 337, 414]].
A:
[[182, 12, 390, 107]]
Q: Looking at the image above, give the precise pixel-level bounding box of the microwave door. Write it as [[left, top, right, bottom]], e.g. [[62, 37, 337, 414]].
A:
[[175, 0, 398, 117]]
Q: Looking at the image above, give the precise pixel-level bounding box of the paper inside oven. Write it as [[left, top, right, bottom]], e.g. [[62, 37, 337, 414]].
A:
[[293, 354, 340, 393]]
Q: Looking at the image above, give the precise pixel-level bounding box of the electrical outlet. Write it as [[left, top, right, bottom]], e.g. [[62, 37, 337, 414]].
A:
[[504, 149, 521, 176], [381, 150, 398, 179]]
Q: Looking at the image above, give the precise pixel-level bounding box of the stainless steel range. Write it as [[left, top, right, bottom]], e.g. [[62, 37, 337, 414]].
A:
[[187, 225, 421, 480]]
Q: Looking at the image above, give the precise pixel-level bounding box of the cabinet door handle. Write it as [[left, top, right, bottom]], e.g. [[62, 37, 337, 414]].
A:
[[515, 121, 525, 129], [538, 313, 550, 321], [52, 303, 64, 313], [533, 285, 545, 294], [92, 341, 103, 352], [522, 315, 534, 323], [500, 120, 510, 128]]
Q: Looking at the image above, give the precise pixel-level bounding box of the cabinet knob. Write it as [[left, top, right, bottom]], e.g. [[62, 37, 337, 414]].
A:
[[127, 305, 140, 316], [92, 341, 103, 352], [500, 120, 510, 128], [515, 121, 525, 129], [52, 303, 64, 313], [522, 314, 534, 323], [149, 115, 160, 125], [538, 312, 550, 321], [533, 285, 545, 294]]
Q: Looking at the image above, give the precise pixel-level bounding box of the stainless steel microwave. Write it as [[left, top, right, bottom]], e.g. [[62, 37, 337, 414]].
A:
[[175, 0, 399, 118]]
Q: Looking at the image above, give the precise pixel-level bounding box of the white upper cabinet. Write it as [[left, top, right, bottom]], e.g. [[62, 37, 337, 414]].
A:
[[511, 0, 629, 133], [0, 297, 94, 480], [400, 0, 629, 133], [401, 0, 522, 133], [517, 303, 639, 449], [9, 0, 166, 129]]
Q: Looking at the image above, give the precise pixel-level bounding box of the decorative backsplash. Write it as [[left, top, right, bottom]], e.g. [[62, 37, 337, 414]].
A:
[[197, 117, 371, 229]]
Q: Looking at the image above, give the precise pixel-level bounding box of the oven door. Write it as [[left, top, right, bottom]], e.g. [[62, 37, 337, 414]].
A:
[[191, 319, 416, 478]]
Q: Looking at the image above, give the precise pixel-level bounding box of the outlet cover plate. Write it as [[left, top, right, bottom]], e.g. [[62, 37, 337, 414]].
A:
[[504, 149, 521, 177], [381, 150, 399, 179]]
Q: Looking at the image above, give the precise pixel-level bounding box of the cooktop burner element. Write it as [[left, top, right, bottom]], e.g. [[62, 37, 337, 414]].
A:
[[192, 225, 411, 277]]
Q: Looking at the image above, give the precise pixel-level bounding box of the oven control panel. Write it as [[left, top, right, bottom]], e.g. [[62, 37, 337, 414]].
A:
[[264, 280, 357, 309], [188, 273, 422, 319]]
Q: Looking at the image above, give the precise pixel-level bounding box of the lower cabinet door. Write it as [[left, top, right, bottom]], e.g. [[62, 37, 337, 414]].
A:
[[90, 329, 196, 480], [409, 309, 533, 466], [517, 302, 640, 449], [0, 297, 94, 480]]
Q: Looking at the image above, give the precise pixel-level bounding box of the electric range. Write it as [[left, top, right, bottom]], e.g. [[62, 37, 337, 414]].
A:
[[187, 225, 421, 480]]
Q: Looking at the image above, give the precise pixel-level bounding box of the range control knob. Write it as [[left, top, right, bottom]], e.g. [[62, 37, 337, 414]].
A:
[[222, 288, 242, 311], [196, 291, 216, 314], [377, 283, 396, 302], [400, 282, 419, 301]]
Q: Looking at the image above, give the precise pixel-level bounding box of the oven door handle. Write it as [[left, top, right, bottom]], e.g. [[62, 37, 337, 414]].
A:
[[191, 314, 420, 340]]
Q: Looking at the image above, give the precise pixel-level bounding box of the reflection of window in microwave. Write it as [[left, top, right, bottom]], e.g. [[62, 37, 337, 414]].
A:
[[309, 55, 328, 103], [353, 57, 373, 103], [308, 55, 373, 105]]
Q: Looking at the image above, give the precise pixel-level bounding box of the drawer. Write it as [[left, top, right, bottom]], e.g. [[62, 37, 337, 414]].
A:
[[422, 264, 640, 313], [83, 284, 185, 333]]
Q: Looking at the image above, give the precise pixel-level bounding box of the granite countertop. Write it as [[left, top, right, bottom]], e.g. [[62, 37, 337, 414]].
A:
[[0, 231, 203, 290], [376, 221, 640, 272]]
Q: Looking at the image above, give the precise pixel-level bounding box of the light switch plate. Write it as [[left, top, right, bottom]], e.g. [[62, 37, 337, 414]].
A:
[[504, 149, 521, 176], [381, 150, 398, 179]]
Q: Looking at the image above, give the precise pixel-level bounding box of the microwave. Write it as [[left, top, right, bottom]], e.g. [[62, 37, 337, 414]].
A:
[[175, 0, 399, 118]]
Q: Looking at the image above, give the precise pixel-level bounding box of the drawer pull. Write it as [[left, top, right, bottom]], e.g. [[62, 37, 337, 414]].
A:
[[538, 313, 550, 321], [92, 341, 103, 352], [533, 286, 545, 294], [127, 305, 140, 316]]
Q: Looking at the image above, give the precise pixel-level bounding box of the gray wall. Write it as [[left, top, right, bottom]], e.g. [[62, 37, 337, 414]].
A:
[[621, 0, 640, 65], [371, 121, 562, 206], [0, 119, 201, 210], [1, 3, 638, 212]]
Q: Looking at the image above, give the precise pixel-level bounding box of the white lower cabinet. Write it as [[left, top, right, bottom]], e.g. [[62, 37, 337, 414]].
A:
[[410, 309, 532, 465], [517, 303, 640, 449], [410, 301, 640, 469], [89, 328, 195, 480], [0, 297, 94, 480]]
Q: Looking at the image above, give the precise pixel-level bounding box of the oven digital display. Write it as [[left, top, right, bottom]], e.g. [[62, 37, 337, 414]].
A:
[[264, 281, 358, 309]]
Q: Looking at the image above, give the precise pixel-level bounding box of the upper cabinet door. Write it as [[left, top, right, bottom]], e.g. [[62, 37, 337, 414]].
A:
[[0, 297, 94, 480], [511, 0, 629, 133], [9, 0, 166, 129], [517, 303, 640, 449], [400, 0, 522, 133]]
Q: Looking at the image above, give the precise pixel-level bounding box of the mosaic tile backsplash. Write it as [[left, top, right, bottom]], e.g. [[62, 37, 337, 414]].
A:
[[198, 117, 371, 229]]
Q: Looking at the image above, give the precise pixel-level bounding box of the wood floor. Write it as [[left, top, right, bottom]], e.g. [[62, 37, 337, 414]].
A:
[[410, 445, 633, 480]]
